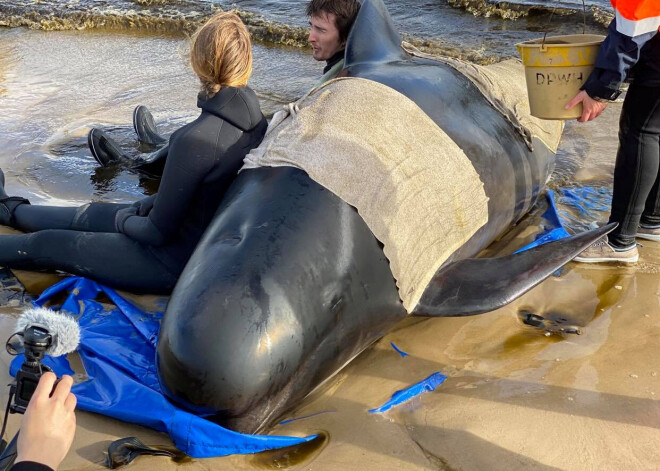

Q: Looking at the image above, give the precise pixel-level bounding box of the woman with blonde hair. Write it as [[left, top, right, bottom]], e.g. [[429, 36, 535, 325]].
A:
[[0, 12, 267, 293]]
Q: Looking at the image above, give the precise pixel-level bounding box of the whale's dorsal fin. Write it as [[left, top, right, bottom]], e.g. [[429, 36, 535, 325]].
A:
[[345, 0, 407, 67], [412, 223, 616, 317]]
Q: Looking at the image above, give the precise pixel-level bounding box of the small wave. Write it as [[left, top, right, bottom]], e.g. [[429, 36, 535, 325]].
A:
[[237, 10, 309, 48], [446, 0, 613, 28], [0, 4, 502, 64], [0, 4, 204, 34], [0, 4, 310, 48]]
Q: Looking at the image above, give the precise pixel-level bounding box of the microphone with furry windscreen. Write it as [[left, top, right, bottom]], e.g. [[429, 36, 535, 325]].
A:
[[0, 307, 81, 471], [14, 307, 81, 357], [5, 307, 80, 413], [5, 307, 80, 412]]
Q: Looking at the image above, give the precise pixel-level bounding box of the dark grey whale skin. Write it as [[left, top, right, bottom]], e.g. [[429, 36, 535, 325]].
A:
[[156, 0, 606, 433]]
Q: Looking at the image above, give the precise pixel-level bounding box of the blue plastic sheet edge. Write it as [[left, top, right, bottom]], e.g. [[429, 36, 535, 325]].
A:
[[514, 186, 613, 254], [514, 190, 570, 253], [9, 277, 315, 458], [368, 372, 447, 414], [390, 342, 409, 357]]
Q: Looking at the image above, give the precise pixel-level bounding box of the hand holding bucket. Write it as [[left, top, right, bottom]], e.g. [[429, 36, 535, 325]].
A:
[[564, 89, 609, 122], [516, 34, 605, 120]]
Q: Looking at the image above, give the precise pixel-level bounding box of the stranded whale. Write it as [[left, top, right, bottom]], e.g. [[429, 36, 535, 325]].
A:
[[156, 0, 611, 433]]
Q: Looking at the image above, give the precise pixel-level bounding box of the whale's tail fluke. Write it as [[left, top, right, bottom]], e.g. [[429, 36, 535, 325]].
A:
[[412, 223, 617, 318]]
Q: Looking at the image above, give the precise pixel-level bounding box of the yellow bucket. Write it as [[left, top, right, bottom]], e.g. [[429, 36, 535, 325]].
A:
[[516, 34, 605, 120]]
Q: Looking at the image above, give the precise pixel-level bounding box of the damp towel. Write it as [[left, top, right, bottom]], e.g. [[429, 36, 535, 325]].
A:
[[242, 78, 490, 312]]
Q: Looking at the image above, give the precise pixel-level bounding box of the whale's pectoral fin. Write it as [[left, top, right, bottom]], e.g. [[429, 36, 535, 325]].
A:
[[412, 223, 617, 317]]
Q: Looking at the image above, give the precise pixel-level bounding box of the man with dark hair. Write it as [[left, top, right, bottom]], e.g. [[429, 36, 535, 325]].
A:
[[307, 0, 361, 85]]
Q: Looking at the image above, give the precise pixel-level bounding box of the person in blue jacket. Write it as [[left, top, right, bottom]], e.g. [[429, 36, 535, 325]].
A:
[[0, 12, 267, 293], [566, 1, 660, 263]]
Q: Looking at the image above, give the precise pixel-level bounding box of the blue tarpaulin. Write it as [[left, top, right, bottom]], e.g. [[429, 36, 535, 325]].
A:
[[515, 190, 570, 253], [368, 372, 447, 413], [551, 186, 612, 232], [515, 186, 612, 253], [9, 277, 314, 458]]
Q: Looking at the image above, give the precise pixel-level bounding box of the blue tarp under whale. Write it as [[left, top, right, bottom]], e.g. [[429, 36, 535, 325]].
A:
[[9, 277, 315, 458], [8, 185, 612, 457], [517, 186, 612, 253]]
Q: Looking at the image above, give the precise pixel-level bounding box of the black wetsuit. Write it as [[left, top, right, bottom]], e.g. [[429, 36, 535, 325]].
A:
[[134, 56, 345, 173], [10, 462, 52, 471], [0, 87, 267, 293], [323, 50, 344, 75]]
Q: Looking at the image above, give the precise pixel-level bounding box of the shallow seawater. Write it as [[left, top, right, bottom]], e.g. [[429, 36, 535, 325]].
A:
[[0, 28, 319, 204]]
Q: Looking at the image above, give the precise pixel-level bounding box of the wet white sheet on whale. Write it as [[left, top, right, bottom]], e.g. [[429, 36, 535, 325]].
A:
[[242, 77, 489, 312]]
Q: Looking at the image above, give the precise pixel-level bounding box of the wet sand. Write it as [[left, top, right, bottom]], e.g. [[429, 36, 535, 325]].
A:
[[0, 29, 658, 471]]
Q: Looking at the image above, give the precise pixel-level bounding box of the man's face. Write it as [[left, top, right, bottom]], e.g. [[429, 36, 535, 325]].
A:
[[308, 12, 345, 61]]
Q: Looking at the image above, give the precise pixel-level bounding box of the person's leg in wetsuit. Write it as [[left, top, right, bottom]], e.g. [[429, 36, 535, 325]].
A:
[[88, 105, 169, 176], [0, 172, 179, 293], [12, 201, 125, 233], [0, 229, 179, 293], [607, 83, 660, 246]]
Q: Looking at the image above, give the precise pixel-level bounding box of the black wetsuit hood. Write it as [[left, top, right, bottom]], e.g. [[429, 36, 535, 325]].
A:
[[197, 87, 264, 132], [324, 50, 345, 74], [117, 84, 267, 275]]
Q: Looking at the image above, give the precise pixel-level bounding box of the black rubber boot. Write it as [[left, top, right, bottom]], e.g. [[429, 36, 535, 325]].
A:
[[88, 128, 168, 176], [0, 169, 30, 227], [88, 128, 130, 167], [133, 105, 167, 146]]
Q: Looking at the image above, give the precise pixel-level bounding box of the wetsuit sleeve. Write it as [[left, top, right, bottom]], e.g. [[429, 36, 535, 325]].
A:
[[116, 123, 218, 246], [10, 462, 54, 471], [582, 18, 658, 100]]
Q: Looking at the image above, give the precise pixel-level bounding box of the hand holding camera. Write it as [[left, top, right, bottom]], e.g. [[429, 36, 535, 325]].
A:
[[15, 373, 76, 471], [0, 307, 81, 471]]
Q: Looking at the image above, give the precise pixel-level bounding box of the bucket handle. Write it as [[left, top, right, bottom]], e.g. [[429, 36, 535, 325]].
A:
[[541, 0, 587, 52]]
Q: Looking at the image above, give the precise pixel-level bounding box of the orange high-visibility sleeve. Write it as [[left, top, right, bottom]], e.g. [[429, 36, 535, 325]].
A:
[[611, 0, 660, 20], [611, 0, 660, 36]]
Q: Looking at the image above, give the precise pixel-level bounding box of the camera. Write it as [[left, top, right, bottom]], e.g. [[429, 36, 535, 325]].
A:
[[0, 309, 78, 468], [6, 325, 54, 414]]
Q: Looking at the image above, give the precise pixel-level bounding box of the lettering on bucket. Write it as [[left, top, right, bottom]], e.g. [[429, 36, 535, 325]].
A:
[[536, 72, 584, 86]]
